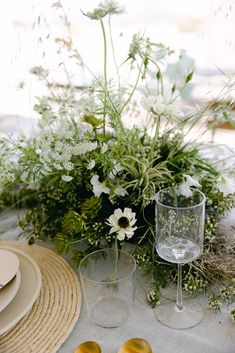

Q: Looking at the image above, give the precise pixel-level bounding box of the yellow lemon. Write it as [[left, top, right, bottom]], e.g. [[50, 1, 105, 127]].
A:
[[74, 341, 102, 353], [118, 338, 153, 353]]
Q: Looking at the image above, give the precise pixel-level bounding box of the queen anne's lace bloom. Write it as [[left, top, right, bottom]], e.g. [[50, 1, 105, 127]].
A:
[[61, 175, 73, 182], [32, 119, 97, 181], [82, 0, 125, 20], [53, 163, 63, 170], [63, 162, 74, 171], [73, 141, 98, 155]]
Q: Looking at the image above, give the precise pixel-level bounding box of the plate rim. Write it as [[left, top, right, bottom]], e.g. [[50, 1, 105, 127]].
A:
[[0, 249, 20, 288], [0, 269, 21, 312], [0, 245, 42, 336]]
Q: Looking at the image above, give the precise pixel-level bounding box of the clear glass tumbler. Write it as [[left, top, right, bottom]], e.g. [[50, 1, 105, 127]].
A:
[[79, 248, 136, 328]]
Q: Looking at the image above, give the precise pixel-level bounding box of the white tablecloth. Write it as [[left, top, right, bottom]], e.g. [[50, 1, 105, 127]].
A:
[[0, 210, 234, 353]]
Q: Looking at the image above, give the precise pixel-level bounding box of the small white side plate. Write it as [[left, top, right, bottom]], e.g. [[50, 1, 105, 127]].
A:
[[0, 250, 20, 288], [0, 270, 21, 312], [0, 246, 42, 336]]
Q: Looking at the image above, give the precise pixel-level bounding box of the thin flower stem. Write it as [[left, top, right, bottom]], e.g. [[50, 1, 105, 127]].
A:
[[110, 236, 119, 281], [119, 61, 144, 115], [108, 15, 121, 95], [148, 57, 164, 95], [149, 115, 160, 164], [176, 263, 184, 311], [100, 18, 107, 137]]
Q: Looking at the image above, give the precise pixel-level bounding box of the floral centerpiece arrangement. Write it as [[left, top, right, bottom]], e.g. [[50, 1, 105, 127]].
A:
[[0, 1, 235, 319]]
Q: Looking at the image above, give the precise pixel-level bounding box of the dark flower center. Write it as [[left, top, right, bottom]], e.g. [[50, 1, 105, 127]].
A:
[[118, 216, 129, 228]]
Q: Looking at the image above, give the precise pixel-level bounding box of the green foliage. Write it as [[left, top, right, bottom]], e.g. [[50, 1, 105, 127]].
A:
[[80, 196, 102, 219], [54, 233, 72, 253], [62, 210, 86, 235], [183, 271, 208, 297], [230, 308, 235, 321], [147, 288, 161, 308]]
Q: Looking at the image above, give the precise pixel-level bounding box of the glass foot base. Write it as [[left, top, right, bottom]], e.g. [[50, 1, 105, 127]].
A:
[[155, 299, 204, 329]]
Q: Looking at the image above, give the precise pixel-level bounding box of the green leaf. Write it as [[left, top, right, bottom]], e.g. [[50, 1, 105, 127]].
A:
[[62, 210, 86, 235], [185, 70, 194, 83], [83, 115, 102, 128], [156, 70, 161, 80], [54, 233, 72, 253]]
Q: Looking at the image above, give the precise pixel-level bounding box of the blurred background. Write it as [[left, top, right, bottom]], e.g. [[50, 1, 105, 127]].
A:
[[0, 0, 235, 143]]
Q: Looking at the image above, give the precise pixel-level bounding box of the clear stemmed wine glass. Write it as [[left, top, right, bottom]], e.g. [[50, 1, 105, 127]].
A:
[[155, 186, 206, 329]]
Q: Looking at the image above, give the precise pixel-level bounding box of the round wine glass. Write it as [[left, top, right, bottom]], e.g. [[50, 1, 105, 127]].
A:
[[155, 186, 205, 329]]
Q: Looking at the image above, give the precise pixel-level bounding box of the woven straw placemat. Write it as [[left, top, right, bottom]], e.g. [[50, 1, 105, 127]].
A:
[[0, 241, 81, 353]]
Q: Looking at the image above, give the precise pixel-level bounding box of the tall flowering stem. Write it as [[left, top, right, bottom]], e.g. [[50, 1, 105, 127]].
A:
[[149, 114, 161, 164], [119, 61, 144, 116], [100, 18, 108, 137]]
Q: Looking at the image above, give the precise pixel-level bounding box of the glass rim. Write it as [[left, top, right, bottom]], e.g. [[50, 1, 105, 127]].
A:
[[155, 186, 206, 210], [79, 247, 136, 284]]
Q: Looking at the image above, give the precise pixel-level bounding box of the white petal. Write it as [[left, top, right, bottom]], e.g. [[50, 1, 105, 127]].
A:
[[178, 184, 192, 197], [87, 160, 95, 170], [114, 208, 123, 218], [117, 229, 126, 241], [109, 226, 119, 234], [129, 217, 137, 226], [107, 214, 118, 226], [125, 226, 137, 235], [218, 176, 235, 196], [91, 175, 99, 185], [123, 208, 132, 217], [101, 143, 108, 154], [90, 174, 110, 197], [114, 186, 128, 196], [183, 174, 201, 187], [126, 231, 134, 239]]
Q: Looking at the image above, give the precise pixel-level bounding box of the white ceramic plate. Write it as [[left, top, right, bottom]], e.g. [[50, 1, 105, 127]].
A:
[[0, 270, 21, 312], [0, 246, 42, 336], [0, 249, 20, 288]]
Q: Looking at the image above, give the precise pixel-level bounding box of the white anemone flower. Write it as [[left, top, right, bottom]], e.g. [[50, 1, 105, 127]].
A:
[[107, 208, 137, 241], [217, 175, 235, 196], [178, 174, 201, 197], [141, 95, 163, 114], [91, 175, 110, 197], [140, 80, 181, 118]]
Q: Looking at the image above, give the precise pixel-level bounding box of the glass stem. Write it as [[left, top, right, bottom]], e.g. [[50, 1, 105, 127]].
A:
[[176, 263, 184, 312]]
